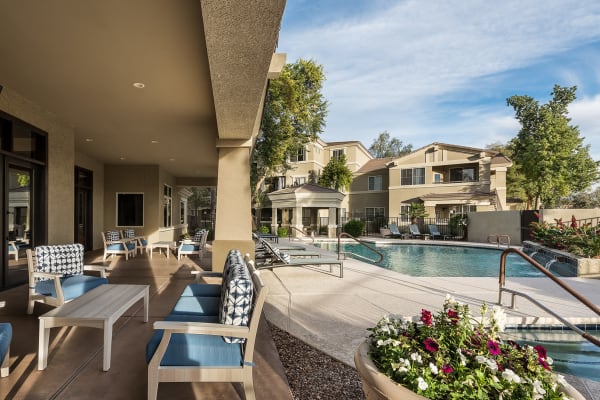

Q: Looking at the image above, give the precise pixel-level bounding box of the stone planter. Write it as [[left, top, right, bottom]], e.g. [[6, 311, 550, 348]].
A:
[[354, 341, 426, 400], [354, 341, 586, 400]]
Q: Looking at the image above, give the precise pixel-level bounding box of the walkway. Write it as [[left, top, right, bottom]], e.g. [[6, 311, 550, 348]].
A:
[[261, 238, 600, 400]]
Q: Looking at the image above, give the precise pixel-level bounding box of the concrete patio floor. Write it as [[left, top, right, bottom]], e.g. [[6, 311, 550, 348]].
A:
[[0, 247, 293, 400]]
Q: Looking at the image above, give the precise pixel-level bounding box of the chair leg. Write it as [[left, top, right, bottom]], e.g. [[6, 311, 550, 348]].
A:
[[27, 298, 35, 315], [242, 368, 255, 400], [0, 348, 9, 378], [147, 369, 159, 400]]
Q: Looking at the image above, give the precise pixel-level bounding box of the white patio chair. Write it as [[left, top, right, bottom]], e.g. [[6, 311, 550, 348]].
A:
[[101, 231, 136, 260], [177, 229, 208, 260], [121, 228, 148, 255]]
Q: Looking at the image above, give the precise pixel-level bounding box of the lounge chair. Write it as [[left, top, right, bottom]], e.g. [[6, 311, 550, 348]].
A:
[[428, 224, 448, 240], [254, 236, 321, 262], [256, 237, 343, 278], [388, 223, 404, 238], [409, 224, 423, 239], [26, 244, 108, 314]]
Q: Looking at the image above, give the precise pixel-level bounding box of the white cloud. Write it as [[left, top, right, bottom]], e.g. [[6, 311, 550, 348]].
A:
[[569, 95, 600, 160]]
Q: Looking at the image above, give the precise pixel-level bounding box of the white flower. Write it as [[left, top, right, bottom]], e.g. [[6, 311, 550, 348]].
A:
[[476, 355, 487, 364], [502, 369, 522, 383], [492, 305, 507, 332], [445, 294, 457, 304], [486, 359, 498, 373], [398, 366, 408, 373], [376, 339, 384, 347], [417, 376, 428, 390], [410, 352, 422, 363], [429, 362, 438, 375], [546, 356, 553, 365], [458, 349, 467, 366], [532, 380, 546, 398]]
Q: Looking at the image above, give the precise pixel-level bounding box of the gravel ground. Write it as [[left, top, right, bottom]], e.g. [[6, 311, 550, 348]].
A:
[[269, 322, 365, 400]]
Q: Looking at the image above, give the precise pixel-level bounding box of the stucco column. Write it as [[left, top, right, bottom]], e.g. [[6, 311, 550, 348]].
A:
[[212, 143, 254, 272], [327, 207, 338, 238], [292, 206, 303, 238], [271, 206, 278, 235]]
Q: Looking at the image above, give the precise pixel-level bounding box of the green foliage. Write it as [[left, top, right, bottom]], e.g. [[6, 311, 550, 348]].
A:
[[344, 219, 365, 237], [368, 297, 565, 399], [530, 217, 600, 257], [369, 131, 413, 158], [258, 225, 270, 234], [449, 214, 468, 235], [277, 226, 288, 237], [319, 154, 353, 191], [402, 202, 428, 220], [507, 85, 599, 209], [486, 141, 527, 203], [251, 58, 328, 201]]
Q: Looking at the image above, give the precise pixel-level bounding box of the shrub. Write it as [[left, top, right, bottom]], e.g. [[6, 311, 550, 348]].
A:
[[258, 225, 270, 234], [277, 226, 288, 237], [344, 219, 365, 237]]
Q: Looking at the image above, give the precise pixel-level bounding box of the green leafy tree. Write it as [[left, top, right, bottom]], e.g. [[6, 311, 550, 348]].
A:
[[319, 154, 353, 191], [251, 58, 328, 202], [368, 131, 413, 158], [485, 141, 527, 202], [506, 85, 599, 209]]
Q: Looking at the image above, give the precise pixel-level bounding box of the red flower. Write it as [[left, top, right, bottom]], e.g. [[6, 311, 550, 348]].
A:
[[487, 340, 501, 355], [424, 338, 439, 352], [447, 309, 459, 324], [538, 357, 550, 370], [421, 309, 433, 326], [442, 364, 453, 374], [534, 345, 547, 358]]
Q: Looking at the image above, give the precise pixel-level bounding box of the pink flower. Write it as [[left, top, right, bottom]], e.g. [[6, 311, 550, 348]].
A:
[[538, 357, 550, 370], [421, 309, 433, 326], [442, 364, 453, 374], [447, 309, 459, 324], [424, 338, 439, 353], [487, 340, 501, 355], [534, 345, 547, 358]]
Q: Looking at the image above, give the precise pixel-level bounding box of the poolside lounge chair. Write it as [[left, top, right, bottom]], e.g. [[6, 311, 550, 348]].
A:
[[409, 224, 423, 239], [387, 223, 404, 238], [254, 236, 321, 262], [256, 237, 343, 278], [428, 225, 448, 240]]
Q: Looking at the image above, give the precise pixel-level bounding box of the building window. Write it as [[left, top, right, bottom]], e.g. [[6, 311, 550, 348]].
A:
[[289, 147, 306, 162], [117, 193, 144, 227], [332, 149, 344, 159], [275, 176, 286, 190], [180, 200, 186, 225], [400, 168, 425, 185], [293, 176, 306, 186], [368, 175, 382, 191], [450, 167, 477, 182], [365, 207, 385, 220], [163, 185, 172, 227], [434, 173, 442, 184], [400, 204, 411, 222]]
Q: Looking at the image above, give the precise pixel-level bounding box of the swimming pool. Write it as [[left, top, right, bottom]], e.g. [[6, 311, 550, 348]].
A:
[[501, 329, 600, 382], [314, 242, 550, 277]]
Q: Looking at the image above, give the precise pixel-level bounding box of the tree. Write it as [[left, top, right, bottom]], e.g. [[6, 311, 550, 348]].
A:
[[368, 131, 413, 158], [251, 59, 328, 202], [319, 154, 353, 191], [506, 85, 599, 209], [485, 141, 527, 202]]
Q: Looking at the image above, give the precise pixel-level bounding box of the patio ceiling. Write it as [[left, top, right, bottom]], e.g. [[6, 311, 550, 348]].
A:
[[0, 0, 285, 182]]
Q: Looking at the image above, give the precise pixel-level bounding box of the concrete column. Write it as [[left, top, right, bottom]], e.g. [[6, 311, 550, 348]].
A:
[[271, 206, 278, 235], [327, 207, 338, 238], [212, 144, 254, 272], [292, 206, 303, 237]]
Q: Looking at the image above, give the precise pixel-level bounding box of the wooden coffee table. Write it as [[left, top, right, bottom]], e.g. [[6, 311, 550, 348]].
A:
[[38, 284, 149, 371], [149, 241, 176, 258]]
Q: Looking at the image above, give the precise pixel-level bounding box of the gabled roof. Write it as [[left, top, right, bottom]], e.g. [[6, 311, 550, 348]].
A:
[[323, 140, 372, 158], [490, 153, 513, 167], [387, 142, 507, 166], [355, 157, 395, 174]]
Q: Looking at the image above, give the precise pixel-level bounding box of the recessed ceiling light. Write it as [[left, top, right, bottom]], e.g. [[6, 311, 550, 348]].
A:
[[169, 158, 175, 162], [119, 157, 126, 160], [151, 140, 159, 144], [85, 138, 93, 142], [133, 82, 145, 89]]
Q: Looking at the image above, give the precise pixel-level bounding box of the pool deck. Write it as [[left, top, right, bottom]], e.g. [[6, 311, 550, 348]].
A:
[[262, 237, 600, 399]]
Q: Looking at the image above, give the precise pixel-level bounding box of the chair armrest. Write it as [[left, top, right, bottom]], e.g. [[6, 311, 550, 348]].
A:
[[31, 271, 63, 280], [83, 265, 109, 278], [190, 270, 223, 277], [153, 321, 250, 338], [180, 240, 201, 245], [30, 272, 65, 303]]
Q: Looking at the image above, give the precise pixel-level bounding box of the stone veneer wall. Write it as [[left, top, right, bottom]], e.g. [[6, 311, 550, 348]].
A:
[[522, 241, 600, 278]]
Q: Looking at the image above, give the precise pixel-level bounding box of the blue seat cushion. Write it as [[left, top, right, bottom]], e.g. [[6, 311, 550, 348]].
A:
[[165, 314, 219, 323], [180, 244, 200, 252], [181, 284, 221, 297], [170, 296, 220, 317], [146, 330, 243, 367], [107, 243, 135, 251], [140, 239, 148, 246], [0, 323, 12, 363], [35, 275, 108, 301]]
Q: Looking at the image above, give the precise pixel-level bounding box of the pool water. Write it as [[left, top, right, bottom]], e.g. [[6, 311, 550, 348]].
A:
[[501, 329, 600, 382], [314, 242, 549, 277]]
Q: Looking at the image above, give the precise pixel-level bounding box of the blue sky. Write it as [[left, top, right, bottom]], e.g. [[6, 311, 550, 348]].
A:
[[278, 0, 600, 159]]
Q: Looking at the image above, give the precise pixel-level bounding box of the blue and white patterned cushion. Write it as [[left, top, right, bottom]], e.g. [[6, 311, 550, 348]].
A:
[[123, 229, 135, 239], [34, 244, 85, 282], [219, 250, 253, 343], [192, 229, 206, 243], [105, 230, 120, 241]]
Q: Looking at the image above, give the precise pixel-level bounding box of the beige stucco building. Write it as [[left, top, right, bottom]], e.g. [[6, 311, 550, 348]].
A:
[[0, 1, 286, 289]]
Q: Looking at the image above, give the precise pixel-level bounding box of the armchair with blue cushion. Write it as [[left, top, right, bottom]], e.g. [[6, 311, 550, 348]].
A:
[[0, 301, 12, 377], [102, 230, 136, 260], [121, 228, 148, 255], [8, 241, 18, 261], [177, 229, 208, 260], [26, 244, 109, 314]]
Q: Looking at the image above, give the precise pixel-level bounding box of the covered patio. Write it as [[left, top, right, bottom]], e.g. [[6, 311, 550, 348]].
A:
[[0, 248, 293, 399]]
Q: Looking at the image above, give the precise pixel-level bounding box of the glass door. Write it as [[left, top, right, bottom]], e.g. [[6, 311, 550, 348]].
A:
[[4, 162, 33, 287]]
